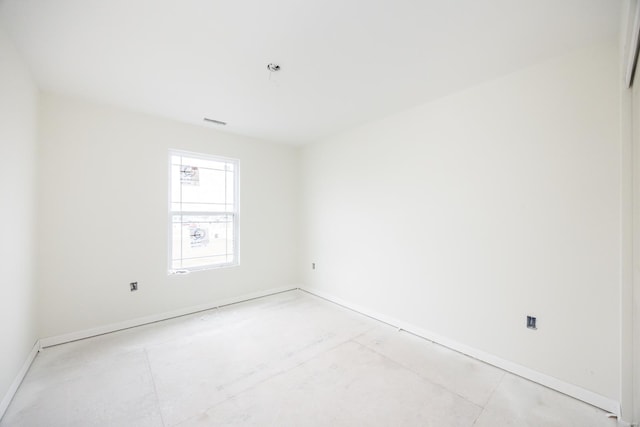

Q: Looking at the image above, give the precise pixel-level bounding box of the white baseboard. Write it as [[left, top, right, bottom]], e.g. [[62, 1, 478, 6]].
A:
[[40, 286, 297, 348], [299, 287, 621, 417], [0, 340, 40, 421]]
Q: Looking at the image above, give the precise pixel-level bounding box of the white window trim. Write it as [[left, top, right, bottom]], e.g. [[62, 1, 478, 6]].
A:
[[167, 149, 240, 274]]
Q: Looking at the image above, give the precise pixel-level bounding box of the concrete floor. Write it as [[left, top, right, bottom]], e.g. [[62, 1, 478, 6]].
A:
[[0, 290, 618, 426]]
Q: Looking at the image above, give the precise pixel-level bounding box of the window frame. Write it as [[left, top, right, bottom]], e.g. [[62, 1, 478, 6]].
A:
[[167, 149, 240, 274]]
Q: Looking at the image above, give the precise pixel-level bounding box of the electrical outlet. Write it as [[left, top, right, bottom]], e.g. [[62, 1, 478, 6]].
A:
[[130, 282, 138, 292], [526, 315, 537, 330], [312, 262, 316, 270]]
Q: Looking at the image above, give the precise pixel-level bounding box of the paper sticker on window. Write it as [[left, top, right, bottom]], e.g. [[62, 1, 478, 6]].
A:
[[181, 165, 200, 185], [189, 225, 209, 248]]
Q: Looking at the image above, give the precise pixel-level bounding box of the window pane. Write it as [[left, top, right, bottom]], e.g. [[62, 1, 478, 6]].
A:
[[225, 171, 234, 205], [172, 165, 233, 212], [171, 164, 181, 204], [185, 167, 224, 204], [171, 214, 234, 270], [172, 156, 228, 171]]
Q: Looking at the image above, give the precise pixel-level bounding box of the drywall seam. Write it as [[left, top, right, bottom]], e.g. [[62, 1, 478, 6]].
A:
[[0, 340, 40, 421], [299, 287, 620, 416], [39, 286, 297, 348]]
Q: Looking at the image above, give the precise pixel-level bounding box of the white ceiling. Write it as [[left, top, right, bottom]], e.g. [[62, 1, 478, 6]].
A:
[[0, 0, 621, 144]]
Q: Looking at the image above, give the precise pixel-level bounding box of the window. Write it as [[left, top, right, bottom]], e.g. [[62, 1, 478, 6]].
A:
[[169, 150, 239, 273]]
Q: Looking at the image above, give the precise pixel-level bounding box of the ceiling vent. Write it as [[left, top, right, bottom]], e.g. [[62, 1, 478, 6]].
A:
[[203, 117, 227, 125]]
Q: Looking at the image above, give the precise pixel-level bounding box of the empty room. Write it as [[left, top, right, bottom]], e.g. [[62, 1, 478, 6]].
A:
[[1, 0, 639, 426]]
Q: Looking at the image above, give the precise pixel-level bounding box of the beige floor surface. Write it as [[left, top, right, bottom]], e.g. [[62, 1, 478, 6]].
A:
[[0, 290, 619, 426]]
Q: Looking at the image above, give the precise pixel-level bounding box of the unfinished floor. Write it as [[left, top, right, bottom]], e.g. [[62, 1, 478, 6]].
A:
[[0, 290, 617, 426]]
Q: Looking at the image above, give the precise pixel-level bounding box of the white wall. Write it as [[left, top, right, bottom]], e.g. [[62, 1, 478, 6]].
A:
[[619, 1, 636, 422], [37, 93, 299, 338], [300, 42, 621, 401], [631, 51, 640, 425], [0, 28, 39, 409]]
